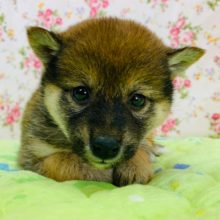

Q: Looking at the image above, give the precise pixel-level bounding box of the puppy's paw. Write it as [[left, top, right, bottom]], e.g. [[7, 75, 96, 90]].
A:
[[113, 163, 152, 186], [151, 143, 166, 156], [112, 148, 152, 186]]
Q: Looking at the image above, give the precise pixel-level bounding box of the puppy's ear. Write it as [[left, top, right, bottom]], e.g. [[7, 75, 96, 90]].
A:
[[167, 47, 205, 78], [27, 27, 61, 64]]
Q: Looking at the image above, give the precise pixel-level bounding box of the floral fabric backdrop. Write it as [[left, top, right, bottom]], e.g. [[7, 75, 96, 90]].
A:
[[0, 0, 220, 139]]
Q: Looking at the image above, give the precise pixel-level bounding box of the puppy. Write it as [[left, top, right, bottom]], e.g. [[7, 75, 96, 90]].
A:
[[18, 18, 204, 186]]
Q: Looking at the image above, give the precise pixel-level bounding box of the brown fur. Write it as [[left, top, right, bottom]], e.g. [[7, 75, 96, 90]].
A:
[[40, 152, 112, 182], [113, 148, 152, 186], [18, 17, 204, 186]]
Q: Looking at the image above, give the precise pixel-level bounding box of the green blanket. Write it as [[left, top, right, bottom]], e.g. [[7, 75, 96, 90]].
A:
[[0, 138, 220, 220]]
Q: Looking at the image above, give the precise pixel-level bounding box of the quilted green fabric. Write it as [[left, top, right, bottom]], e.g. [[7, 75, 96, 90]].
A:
[[0, 138, 220, 220]]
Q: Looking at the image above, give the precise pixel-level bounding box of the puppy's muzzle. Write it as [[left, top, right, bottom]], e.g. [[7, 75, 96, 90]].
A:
[[90, 135, 120, 159]]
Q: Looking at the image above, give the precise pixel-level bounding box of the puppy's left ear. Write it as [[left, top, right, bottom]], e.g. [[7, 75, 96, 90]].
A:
[[167, 47, 205, 78], [27, 27, 61, 64]]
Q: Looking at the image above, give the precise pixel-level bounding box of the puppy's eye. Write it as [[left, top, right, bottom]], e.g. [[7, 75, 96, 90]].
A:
[[71, 86, 89, 104], [130, 94, 146, 109]]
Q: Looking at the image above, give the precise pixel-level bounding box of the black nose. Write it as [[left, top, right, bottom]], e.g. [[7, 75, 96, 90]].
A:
[[90, 136, 120, 159]]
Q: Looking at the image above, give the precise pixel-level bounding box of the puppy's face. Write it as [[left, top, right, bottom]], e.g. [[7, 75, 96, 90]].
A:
[[28, 18, 204, 169]]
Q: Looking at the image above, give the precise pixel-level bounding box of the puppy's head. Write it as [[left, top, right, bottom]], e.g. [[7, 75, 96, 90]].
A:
[[27, 18, 204, 168]]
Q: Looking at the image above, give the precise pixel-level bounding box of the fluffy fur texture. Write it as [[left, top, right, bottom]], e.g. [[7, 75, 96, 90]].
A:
[[18, 18, 204, 186]]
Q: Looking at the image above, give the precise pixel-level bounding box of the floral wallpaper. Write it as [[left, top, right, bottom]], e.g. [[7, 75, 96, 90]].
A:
[[0, 0, 220, 139]]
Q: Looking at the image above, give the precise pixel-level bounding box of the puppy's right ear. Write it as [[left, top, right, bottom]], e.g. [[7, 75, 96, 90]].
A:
[[27, 27, 61, 64], [167, 47, 205, 78]]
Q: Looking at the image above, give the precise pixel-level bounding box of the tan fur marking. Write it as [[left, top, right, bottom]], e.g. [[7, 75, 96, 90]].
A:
[[151, 101, 171, 128], [144, 132, 166, 159], [30, 139, 71, 158], [40, 152, 112, 182], [44, 84, 69, 139]]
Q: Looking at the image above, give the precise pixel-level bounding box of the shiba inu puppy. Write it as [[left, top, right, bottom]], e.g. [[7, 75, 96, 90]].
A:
[[18, 18, 204, 186]]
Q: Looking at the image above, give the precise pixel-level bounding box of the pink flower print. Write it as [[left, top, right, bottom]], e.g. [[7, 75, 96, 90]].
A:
[[44, 19, 52, 29], [102, 0, 109, 8], [182, 31, 194, 44], [25, 53, 32, 68], [89, 2, 101, 17], [24, 58, 31, 68], [10, 103, 21, 119], [34, 60, 42, 69], [166, 119, 176, 127], [38, 11, 44, 17], [23, 52, 42, 71], [176, 17, 185, 29], [89, 0, 101, 10], [45, 9, 53, 17], [214, 56, 220, 68], [173, 77, 191, 98], [168, 16, 200, 48], [161, 124, 170, 133], [88, 0, 109, 17], [172, 77, 184, 90], [214, 123, 220, 133], [89, 0, 98, 7], [45, 16, 51, 23], [169, 26, 180, 47], [90, 7, 97, 17], [211, 113, 220, 121], [6, 115, 14, 125], [171, 37, 179, 48], [184, 79, 191, 88], [6, 103, 21, 125], [0, 103, 4, 111], [161, 119, 176, 133], [170, 26, 180, 37], [148, 0, 168, 10], [55, 17, 63, 25], [37, 8, 63, 30], [38, 9, 52, 23]]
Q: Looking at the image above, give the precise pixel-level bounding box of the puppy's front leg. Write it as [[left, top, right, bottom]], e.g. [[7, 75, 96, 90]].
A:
[[40, 152, 112, 182], [113, 148, 152, 186]]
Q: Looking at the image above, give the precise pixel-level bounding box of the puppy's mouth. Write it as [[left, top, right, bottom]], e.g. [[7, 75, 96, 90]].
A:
[[90, 159, 115, 169], [84, 145, 123, 169], [88, 156, 122, 169]]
